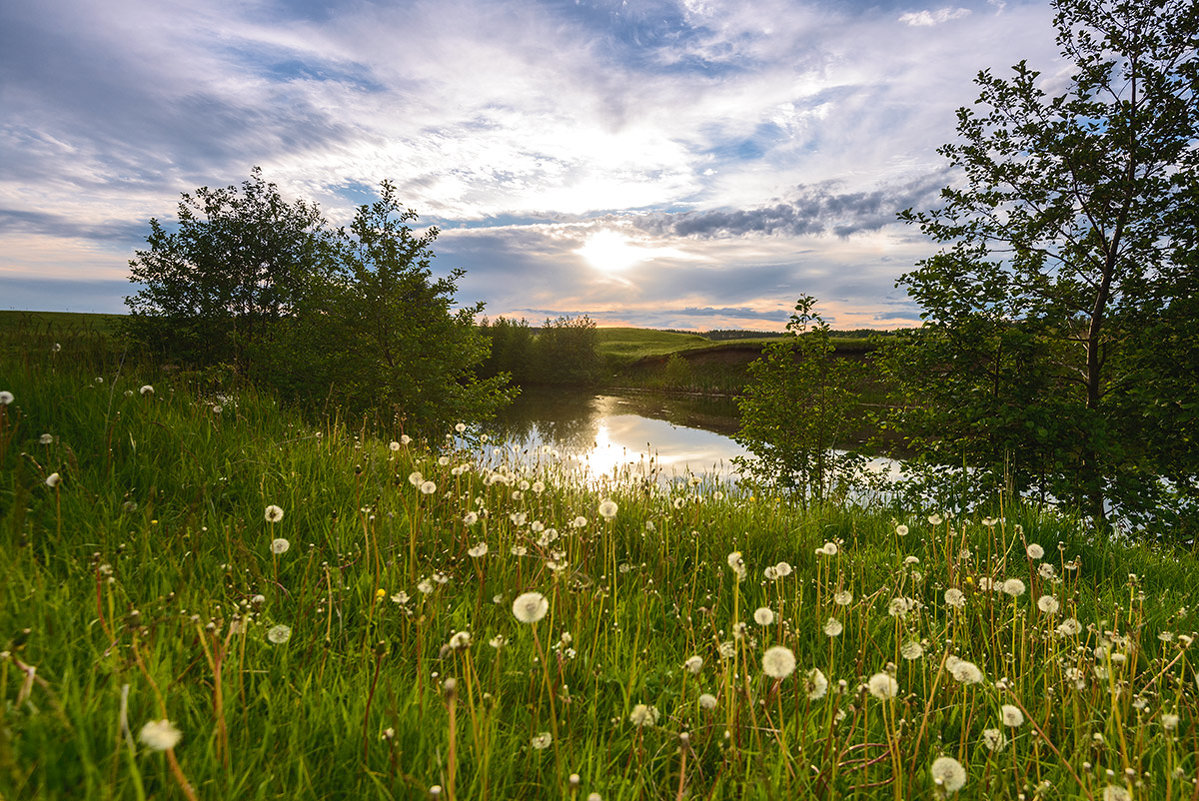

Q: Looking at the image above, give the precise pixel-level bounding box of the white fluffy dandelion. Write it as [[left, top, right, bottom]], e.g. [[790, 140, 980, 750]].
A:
[[45, 472, 61, 488], [264, 505, 284, 523], [948, 658, 984, 685], [139, 385, 155, 396], [468, 542, 489, 558], [629, 704, 660, 727], [0, 391, 13, 405], [981, 727, 1006, 752], [698, 693, 717, 710], [683, 655, 703, 674], [753, 607, 775, 626], [531, 732, 552, 750], [598, 499, 618, 520], [944, 588, 966, 609], [805, 668, 829, 700], [1026, 543, 1045, 559], [762, 646, 796, 679], [512, 592, 549, 624], [930, 755, 967, 794], [824, 617, 843, 637], [1001, 578, 1026, 597], [419, 480, 437, 495], [1000, 704, 1025, 727], [868, 672, 898, 699], [1037, 595, 1060, 614], [1102, 785, 1131, 801], [267, 624, 292, 644], [270, 538, 290, 555], [137, 719, 182, 751]]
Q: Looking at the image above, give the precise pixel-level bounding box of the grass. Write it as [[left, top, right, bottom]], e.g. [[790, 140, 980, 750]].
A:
[[3, 325, 1199, 801]]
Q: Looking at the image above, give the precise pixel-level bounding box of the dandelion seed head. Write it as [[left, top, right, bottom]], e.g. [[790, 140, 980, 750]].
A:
[[762, 646, 796, 679], [629, 703, 660, 727], [420, 480, 437, 495], [1026, 543, 1045, 560], [981, 727, 1006, 752], [1001, 578, 1026, 597], [683, 655, 703, 674], [901, 640, 924, 660], [753, 607, 775, 626], [45, 472, 61, 488], [0, 391, 13, 405], [468, 542, 489, 558], [774, 561, 792, 577], [895, 524, 909, 536], [805, 668, 829, 700], [949, 658, 984, 685], [1163, 713, 1180, 731], [698, 693, 717, 709], [531, 732, 552, 750], [928, 513, 943, 525], [868, 672, 898, 699], [267, 624, 292, 644], [930, 756, 967, 794], [824, 617, 843, 637], [270, 538, 290, 555], [512, 591, 549, 624], [944, 588, 966, 609], [264, 505, 284, 523], [137, 719, 182, 751], [1103, 785, 1131, 801], [1037, 595, 1060, 614], [834, 590, 853, 605], [598, 499, 618, 520], [139, 385, 154, 396], [1000, 704, 1024, 727]]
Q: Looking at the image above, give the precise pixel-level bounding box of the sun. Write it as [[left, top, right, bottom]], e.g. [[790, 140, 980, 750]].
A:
[[575, 230, 647, 274]]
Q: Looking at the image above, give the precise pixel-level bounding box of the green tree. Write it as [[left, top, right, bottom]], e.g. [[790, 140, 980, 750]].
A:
[[892, 0, 1199, 529], [272, 182, 511, 436], [125, 167, 336, 372], [532, 316, 602, 386], [734, 296, 862, 508]]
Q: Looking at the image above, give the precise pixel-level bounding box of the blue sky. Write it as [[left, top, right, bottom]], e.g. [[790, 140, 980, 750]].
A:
[[0, 0, 1064, 329]]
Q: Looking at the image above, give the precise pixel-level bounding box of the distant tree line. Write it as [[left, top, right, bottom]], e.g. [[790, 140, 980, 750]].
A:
[[477, 315, 602, 387], [125, 169, 510, 438]]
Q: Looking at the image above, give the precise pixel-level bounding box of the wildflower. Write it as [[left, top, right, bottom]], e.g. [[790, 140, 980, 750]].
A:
[[531, 732, 552, 750], [774, 561, 793, 577], [944, 588, 966, 609], [824, 617, 843, 636], [816, 541, 838, 556], [948, 658, 984, 685], [928, 513, 943, 525], [468, 542, 488, 558], [1038, 562, 1056, 579], [868, 672, 898, 699], [0, 391, 13, 405], [981, 727, 1006, 752], [391, 591, 410, 604], [420, 480, 437, 495], [753, 607, 775, 626], [1103, 786, 1131, 801], [388, 441, 401, 451], [463, 511, 478, 526], [139, 385, 154, 396], [683, 655, 703, 674], [570, 515, 588, 528], [726, 551, 746, 581], [901, 640, 924, 660], [448, 631, 471, 650], [45, 472, 61, 488], [888, 597, 916, 618], [264, 505, 284, 523], [895, 524, 909, 536], [930, 755, 967, 794], [629, 704, 660, 727], [598, 499, 618, 520], [270, 538, 290, 555], [138, 719, 182, 751], [417, 578, 435, 594], [1162, 713, 1180, 731], [1037, 595, 1060, 614], [1026, 543, 1045, 559], [512, 592, 549, 624], [764, 565, 778, 580], [805, 668, 829, 700], [267, 624, 292, 644], [698, 693, 717, 710], [1000, 704, 1024, 727], [833, 590, 853, 605], [1001, 578, 1026, 597], [982, 516, 998, 527], [489, 634, 506, 649], [455, 422, 467, 434], [1056, 618, 1081, 637], [762, 646, 796, 679]]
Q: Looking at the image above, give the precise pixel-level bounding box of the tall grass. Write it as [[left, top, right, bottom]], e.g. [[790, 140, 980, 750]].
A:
[[2, 332, 1198, 800]]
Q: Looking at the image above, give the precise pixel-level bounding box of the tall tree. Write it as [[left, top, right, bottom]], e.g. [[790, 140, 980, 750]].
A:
[[892, 0, 1198, 529], [126, 167, 335, 371]]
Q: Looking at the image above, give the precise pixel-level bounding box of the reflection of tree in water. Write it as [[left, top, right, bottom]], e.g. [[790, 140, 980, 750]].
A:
[[489, 389, 601, 454]]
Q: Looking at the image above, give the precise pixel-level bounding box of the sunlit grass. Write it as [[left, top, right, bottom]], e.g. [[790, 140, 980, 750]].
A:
[[2, 336, 1198, 801]]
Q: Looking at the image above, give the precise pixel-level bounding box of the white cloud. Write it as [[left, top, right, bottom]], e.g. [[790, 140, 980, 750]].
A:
[[898, 7, 973, 27]]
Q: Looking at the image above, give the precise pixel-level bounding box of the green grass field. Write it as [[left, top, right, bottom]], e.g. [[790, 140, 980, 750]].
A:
[[3, 319, 1198, 800]]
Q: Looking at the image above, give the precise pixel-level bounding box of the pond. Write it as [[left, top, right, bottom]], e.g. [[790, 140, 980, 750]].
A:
[[479, 388, 902, 488], [480, 389, 747, 485]]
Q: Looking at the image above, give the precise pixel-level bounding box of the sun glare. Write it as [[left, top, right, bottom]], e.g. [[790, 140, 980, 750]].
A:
[[576, 230, 647, 274]]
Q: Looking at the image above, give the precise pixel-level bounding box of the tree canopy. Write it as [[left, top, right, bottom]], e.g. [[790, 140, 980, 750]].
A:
[[889, 0, 1199, 532]]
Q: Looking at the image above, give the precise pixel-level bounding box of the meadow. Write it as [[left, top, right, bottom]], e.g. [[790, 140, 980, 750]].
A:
[[2, 324, 1199, 800]]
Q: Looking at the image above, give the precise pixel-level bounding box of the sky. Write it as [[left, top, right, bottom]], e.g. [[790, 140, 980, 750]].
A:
[[0, 0, 1068, 330]]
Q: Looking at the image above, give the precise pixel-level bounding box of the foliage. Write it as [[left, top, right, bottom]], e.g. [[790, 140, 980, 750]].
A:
[[264, 182, 511, 436], [478, 315, 536, 385], [891, 0, 1199, 531], [735, 296, 863, 508], [533, 315, 602, 385], [125, 167, 336, 372]]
